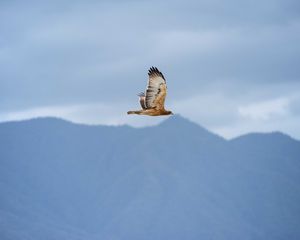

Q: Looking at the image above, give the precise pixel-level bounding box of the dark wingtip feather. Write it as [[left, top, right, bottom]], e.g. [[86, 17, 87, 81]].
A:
[[147, 66, 166, 80]]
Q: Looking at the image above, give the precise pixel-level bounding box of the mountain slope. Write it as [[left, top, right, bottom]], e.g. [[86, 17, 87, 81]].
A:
[[0, 116, 300, 240]]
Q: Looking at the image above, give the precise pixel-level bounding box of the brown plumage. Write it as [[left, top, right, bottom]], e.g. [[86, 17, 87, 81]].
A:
[[127, 67, 173, 116]]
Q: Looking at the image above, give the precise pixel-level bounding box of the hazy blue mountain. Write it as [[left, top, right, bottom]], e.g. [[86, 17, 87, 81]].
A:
[[0, 115, 300, 240]]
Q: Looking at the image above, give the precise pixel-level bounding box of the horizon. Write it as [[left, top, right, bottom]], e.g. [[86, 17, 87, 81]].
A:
[[2, 114, 298, 141]]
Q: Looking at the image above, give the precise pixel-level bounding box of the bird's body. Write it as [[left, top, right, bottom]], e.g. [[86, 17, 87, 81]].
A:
[[127, 67, 173, 116], [127, 108, 172, 116]]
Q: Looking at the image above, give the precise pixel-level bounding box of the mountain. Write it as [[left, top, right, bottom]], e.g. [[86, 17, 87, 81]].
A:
[[0, 115, 300, 240]]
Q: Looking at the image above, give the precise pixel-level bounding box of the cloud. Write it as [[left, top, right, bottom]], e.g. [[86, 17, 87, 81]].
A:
[[214, 95, 300, 138], [1, 0, 300, 139], [238, 98, 290, 121]]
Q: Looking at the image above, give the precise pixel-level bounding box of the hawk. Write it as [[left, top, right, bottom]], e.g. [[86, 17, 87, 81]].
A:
[[127, 67, 173, 116]]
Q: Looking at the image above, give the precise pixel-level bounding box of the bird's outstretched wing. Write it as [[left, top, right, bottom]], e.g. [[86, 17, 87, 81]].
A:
[[145, 67, 167, 110]]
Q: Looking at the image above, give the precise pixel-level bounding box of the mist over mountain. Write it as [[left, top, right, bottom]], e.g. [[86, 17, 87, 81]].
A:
[[0, 115, 300, 240]]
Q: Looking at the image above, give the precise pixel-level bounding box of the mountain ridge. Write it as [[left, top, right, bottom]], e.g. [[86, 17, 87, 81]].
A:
[[1, 115, 298, 142], [0, 115, 300, 240]]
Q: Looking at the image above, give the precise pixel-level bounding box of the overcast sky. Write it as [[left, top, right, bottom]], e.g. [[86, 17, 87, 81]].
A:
[[1, 0, 300, 139]]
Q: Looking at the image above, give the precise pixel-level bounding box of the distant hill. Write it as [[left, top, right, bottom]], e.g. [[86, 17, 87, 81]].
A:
[[0, 116, 300, 240]]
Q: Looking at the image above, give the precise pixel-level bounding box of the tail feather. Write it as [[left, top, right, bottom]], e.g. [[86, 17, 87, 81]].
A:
[[127, 110, 141, 115]]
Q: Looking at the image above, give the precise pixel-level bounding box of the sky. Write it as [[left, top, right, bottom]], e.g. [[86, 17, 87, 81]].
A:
[[1, 0, 300, 139]]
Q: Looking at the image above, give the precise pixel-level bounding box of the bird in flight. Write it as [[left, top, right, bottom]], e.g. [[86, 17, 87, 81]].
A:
[[127, 67, 173, 116]]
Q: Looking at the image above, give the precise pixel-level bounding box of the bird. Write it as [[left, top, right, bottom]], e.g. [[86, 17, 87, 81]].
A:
[[127, 67, 173, 116]]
